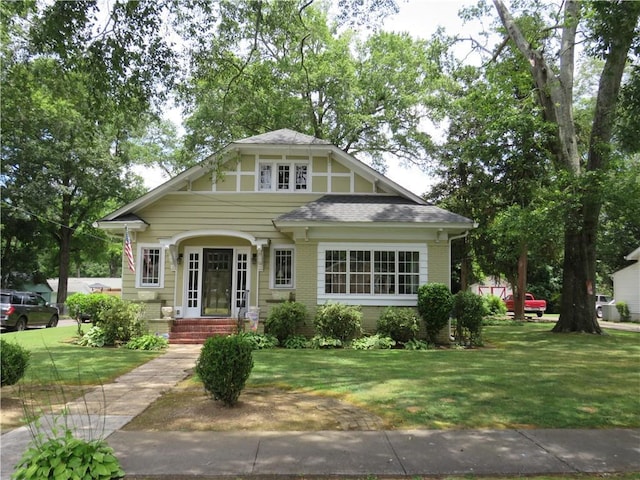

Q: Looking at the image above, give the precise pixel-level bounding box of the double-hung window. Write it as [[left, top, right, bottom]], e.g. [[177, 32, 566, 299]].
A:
[[319, 244, 426, 305], [258, 160, 308, 191], [272, 247, 294, 288], [138, 245, 164, 288]]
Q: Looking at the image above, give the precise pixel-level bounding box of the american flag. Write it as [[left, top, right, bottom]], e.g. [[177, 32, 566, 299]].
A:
[[124, 227, 135, 273]]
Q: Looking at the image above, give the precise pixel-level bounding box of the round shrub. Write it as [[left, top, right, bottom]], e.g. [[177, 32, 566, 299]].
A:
[[1, 339, 30, 386], [417, 283, 453, 344], [452, 290, 485, 347], [195, 334, 254, 406], [314, 303, 362, 342], [265, 301, 307, 343], [376, 307, 420, 343]]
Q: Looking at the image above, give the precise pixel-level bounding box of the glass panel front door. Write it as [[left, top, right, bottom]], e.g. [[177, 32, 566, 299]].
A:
[[202, 249, 232, 317]]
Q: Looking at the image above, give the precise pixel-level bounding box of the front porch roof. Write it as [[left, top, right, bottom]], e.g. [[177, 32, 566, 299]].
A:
[[159, 229, 269, 271]]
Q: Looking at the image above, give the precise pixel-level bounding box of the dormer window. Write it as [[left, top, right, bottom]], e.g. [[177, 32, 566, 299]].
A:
[[258, 160, 309, 192]]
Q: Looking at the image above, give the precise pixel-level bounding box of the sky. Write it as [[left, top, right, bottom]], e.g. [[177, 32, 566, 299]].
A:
[[138, 0, 481, 196]]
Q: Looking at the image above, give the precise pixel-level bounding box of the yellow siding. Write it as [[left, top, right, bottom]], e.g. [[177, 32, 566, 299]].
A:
[[312, 176, 327, 192], [313, 156, 328, 173], [331, 176, 351, 192], [190, 174, 212, 191], [427, 241, 450, 285], [214, 174, 236, 191], [354, 173, 374, 192], [240, 155, 255, 171], [331, 160, 350, 173], [240, 175, 254, 191]]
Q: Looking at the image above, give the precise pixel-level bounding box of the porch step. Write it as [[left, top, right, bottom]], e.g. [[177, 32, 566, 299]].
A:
[[169, 319, 239, 344]]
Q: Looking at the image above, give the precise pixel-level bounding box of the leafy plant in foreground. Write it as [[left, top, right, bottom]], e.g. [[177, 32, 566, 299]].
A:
[[12, 428, 124, 480]]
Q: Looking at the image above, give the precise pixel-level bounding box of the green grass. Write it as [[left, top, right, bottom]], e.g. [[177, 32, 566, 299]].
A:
[[1, 326, 162, 385], [249, 324, 640, 429]]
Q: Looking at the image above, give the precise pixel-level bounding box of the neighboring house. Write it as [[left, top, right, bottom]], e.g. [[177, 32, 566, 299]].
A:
[[611, 246, 640, 321], [95, 129, 475, 336], [48, 278, 122, 304], [470, 277, 512, 299]]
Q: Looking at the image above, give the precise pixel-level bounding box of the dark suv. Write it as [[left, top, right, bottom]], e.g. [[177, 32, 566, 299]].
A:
[[0, 290, 59, 331]]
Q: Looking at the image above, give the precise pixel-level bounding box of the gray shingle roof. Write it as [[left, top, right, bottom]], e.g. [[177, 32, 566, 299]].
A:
[[275, 195, 473, 224], [235, 129, 331, 145]]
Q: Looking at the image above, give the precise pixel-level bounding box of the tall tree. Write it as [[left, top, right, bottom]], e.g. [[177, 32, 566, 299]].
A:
[[492, 0, 640, 333], [1, 0, 175, 303], [178, 0, 445, 171]]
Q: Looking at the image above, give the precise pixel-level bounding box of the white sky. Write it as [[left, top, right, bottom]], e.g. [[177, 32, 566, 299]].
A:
[[139, 0, 481, 196]]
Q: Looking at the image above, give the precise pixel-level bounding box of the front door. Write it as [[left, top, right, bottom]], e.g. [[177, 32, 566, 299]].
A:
[[201, 248, 233, 317]]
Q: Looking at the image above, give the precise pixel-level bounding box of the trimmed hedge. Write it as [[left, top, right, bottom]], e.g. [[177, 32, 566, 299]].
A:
[[195, 335, 254, 406]]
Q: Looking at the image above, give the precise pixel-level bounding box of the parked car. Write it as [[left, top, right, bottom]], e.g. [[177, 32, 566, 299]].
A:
[[0, 290, 59, 331], [503, 293, 547, 317], [595, 294, 614, 319]]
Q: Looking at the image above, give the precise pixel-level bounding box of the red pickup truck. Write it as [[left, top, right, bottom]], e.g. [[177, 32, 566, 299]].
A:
[[504, 293, 547, 317]]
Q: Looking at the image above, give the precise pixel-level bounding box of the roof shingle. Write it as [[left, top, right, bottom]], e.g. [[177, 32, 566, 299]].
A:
[[275, 195, 473, 224]]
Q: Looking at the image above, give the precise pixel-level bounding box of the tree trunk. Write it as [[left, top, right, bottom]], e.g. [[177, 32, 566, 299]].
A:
[[493, 0, 639, 334], [553, 206, 601, 333], [513, 244, 527, 321]]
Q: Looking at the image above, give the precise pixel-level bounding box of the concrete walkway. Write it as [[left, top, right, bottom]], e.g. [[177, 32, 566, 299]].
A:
[[2, 325, 639, 479]]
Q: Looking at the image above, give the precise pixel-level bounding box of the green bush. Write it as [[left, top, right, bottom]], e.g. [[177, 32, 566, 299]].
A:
[[125, 334, 168, 350], [376, 307, 419, 343], [308, 335, 343, 349], [65, 293, 119, 323], [77, 326, 106, 348], [403, 338, 430, 350], [483, 294, 507, 315], [417, 283, 453, 344], [97, 301, 145, 346], [265, 301, 307, 343], [616, 302, 631, 322], [452, 291, 485, 347], [195, 335, 254, 406], [283, 335, 309, 349], [351, 334, 396, 350], [314, 303, 362, 342], [12, 429, 124, 480], [1, 339, 30, 387], [237, 332, 279, 350]]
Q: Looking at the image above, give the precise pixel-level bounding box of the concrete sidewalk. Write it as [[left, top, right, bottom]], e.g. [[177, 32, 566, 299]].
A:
[[3, 336, 639, 479]]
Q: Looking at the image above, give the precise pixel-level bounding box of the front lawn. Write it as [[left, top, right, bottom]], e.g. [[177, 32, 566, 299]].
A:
[[248, 324, 640, 429], [1, 326, 162, 429]]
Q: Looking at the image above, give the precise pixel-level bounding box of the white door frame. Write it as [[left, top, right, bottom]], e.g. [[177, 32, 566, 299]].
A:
[[182, 246, 251, 318]]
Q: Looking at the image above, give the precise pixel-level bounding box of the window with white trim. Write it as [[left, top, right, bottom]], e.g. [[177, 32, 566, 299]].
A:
[[272, 247, 294, 288], [258, 160, 309, 191], [138, 246, 164, 287], [320, 244, 425, 301]]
